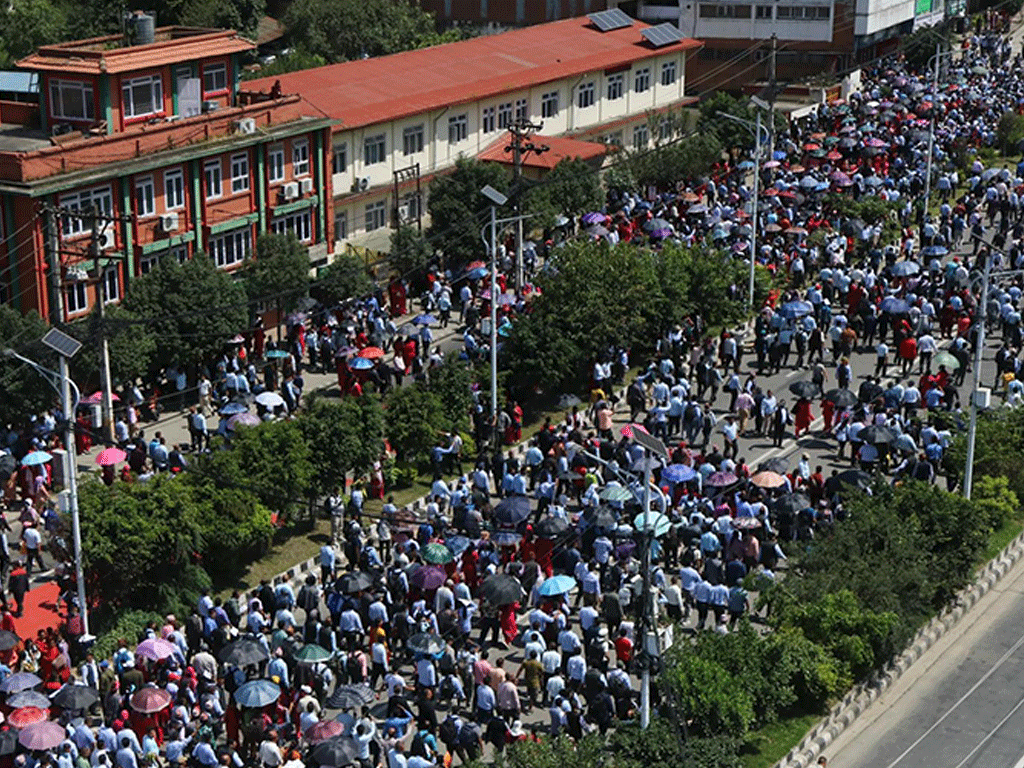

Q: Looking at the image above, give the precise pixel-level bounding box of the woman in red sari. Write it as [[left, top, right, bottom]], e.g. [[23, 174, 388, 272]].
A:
[[793, 397, 813, 438], [499, 602, 519, 645]]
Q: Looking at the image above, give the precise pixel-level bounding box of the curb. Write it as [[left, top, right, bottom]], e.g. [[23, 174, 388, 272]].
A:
[[775, 528, 1024, 768]]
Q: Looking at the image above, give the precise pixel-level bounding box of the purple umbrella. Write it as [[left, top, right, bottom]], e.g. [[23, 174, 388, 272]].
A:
[[136, 638, 176, 661], [864, 137, 888, 148], [614, 542, 636, 560], [706, 471, 739, 487], [410, 565, 446, 591], [649, 227, 674, 239], [227, 413, 261, 430], [830, 171, 852, 186], [580, 212, 606, 225], [19, 721, 65, 751]]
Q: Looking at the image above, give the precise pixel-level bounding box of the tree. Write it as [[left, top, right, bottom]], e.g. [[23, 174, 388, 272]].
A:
[[68, 305, 156, 388], [314, 253, 374, 307], [241, 48, 327, 81], [427, 158, 510, 265], [164, 0, 265, 40], [0, 0, 67, 67], [523, 157, 604, 229], [383, 384, 445, 465], [661, 647, 755, 737], [0, 306, 58, 419], [390, 225, 435, 289], [240, 233, 312, 334], [296, 394, 384, 498], [122, 253, 248, 372], [425, 355, 475, 432], [697, 91, 785, 153], [623, 133, 723, 190]]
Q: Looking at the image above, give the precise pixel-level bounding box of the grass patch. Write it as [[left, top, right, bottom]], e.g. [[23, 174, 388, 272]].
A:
[[979, 507, 1024, 565], [740, 713, 820, 768]]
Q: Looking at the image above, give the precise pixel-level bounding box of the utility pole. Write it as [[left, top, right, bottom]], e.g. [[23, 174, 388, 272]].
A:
[[767, 33, 778, 162], [89, 212, 117, 444], [45, 207, 63, 326], [505, 118, 548, 292]]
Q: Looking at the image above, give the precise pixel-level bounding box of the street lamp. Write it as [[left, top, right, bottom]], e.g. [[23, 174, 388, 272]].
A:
[[923, 45, 957, 224], [5, 326, 90, 635], [480, 185, 508, 450]]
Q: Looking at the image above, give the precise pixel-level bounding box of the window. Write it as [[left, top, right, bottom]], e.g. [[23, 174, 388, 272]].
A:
[[661, 61, 678, 86], [756, 5, 772, 17], [607, 73, 624, 100], [634, 68, 651, 93], [164, 169, 184, 210], [515, 98, 528, 121], [541, 91, 559, 119], [59, 187, 113, 237], [49, 79, 94, 121], [102, 265, 119, 303], [140, 253, 159, 275], [204, 160, 222, 199], [633, 124, 650, 150], [332, 142, 348, 174], [292, 139, 309, 177], [271, 210, 312, 242], [498, 102, 513, 129], [268, 145, 285, 182], [448, 114, 468, 144], [602, 130, 623, 147], [403, 125, 424, 156], [701, 3, 752, 15], [122, 74, 163, 119], [334, 211, 348, 240], [364, 134, 386, 165], [399, 193, 421, 222], [65, 281, 88, 315], [209, 226, 250, 268], [659, 119, 673, 140], [170, 244, 188, 263], [135, 176, 155, 217], [577, 81, 595, 109], [202, 63, 228, 94], [482, 106, 496, 134], [777, 5, 829, 17], [230, 153, 250, 193], [0, 281, 8, 305], [365, 201, 387, 231]]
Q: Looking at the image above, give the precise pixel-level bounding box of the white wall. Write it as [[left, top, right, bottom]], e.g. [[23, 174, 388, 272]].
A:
[[855, 0, 915, 35]]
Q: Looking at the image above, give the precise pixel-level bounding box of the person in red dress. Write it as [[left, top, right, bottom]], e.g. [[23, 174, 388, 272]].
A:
[[793, 397, 813, 438]]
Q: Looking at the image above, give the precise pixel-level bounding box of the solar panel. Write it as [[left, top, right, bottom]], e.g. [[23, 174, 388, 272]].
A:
[[587, 8, 633, 32], [641, 23, 686, 48], [41, 327, 82, 359]]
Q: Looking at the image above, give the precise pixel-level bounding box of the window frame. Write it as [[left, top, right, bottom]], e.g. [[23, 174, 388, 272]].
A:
[[164, 168, 185, 210], [102, 264, 120, 304], [202, 62, 228, 95], [332, 142, 348, 174], [204, 159, 222, 200], [661, 61, 678, 86], [49, 79, 95, 121], [634, 67, 651, 94], [209, 226, 251, 269], [334, 210, 348, 240], [514, 98, 528, 122], [135, 176, 155, 218], [632, 124, 650, 150], [447, 114, 468, 145], [403, 125, 424, 156], [121, 73, 164, 120], [59, 187, 113, 238], [577, 81, 595, 109], [268, 145, 285, 183], [230, 152, 250, 194], [364, 200, 387, 232], [292, 139, 310, 178], [498, 102, 513, 129], [541, 91, 559, 119], [482, 106, 496, 134], [64, 281, 88, 315], [271, 210, 313, 243], [607, 73, 624, 101], [364, 134, 386, 165]]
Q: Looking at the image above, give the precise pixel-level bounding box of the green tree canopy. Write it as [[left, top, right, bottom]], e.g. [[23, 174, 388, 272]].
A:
[[68, 304, 156, 388], [383, 384, 445, 465], [314, 253, 374, 307], [523, 157, 604, 229], [425, 355, 475, 432], [427, 158, 510, 265], [0, 306, 58, 419], [296, 394, 384, 498], [0, 0, 67, 67], [241, 233, 311, 316], [389, 225, 435, 289]]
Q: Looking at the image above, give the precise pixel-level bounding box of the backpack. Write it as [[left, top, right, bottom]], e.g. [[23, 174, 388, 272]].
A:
[[410, 731, 428, 758], [440, 717, 459, 746]]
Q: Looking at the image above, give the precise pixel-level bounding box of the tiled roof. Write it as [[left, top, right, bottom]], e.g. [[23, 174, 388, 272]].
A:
[[244, 16, 699, 132], [477, 134, 608, 170]]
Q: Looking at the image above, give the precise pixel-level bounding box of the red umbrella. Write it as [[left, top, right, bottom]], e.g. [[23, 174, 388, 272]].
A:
[[620, 423, 649, 439], [358, 347, 385, 360], [305, 720, 345, 743], [95, 447, 127, 467], [803, 143, 820, 151], [826, 150, 842, 161], [18, 721, 64, 750], [8, 707, 47, 728], [130, 687, 172, 713]]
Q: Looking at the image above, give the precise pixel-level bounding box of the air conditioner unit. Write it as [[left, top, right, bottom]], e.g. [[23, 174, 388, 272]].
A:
[[282, 182, 299, 201], [160, 212, 179, 232], [201, 100, 219, 113], [299, 177, 314, 195], [96, 229, 115, 251], [67, 267, 89, 282], [235, 117, 256, 135], [358, 176, 370, 192], [397, 203, 409, 221]]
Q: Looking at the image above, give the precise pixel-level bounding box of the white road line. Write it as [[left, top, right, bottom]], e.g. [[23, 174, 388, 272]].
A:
[[949, 692, 1024, 768], [1011, 748, 1024, 768], [884, 630, 1024, 768]]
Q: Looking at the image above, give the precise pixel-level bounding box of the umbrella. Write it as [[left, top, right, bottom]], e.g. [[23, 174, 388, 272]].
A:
[[789, 380, 821, 399], [534, 516, 569, 537], [349, 357, 375, 371], [409, 565, 446, 591], [620, 422, 649, 439], [233, 680, 281, 709], [218, 638, 269, 667], [19, 451, 51, 467], [357, 346, 385, 360], [255, 391, 285, 407], [7, 707, 47, 729], [493, 531, 521, 547], [763, 160, 781, 169], [706, 471, 739, 487], [880, 297, 910, 314], [0, 729, 18, 756], [585, 224, 610, 238], [773, 493, 811, 514], [0, 454, 16, 485], [480, 574, 523, 606], [81, 391, 120, 405], [135, 638, 177, 661], [326, 684, 375, 711], [778, 300, 814, 319], [466, 266, 488, 280], [50, 685, 99, 711], [750, 471, 786, 489], [265, 350, 291, 360], [830, 469, 874, 491], [858, 425, 896, 445], [306, 720, 345, 744], [734, 517, 762, 530], [824, 388, 859, 408], [599, 486, 633, 502], [642, 218, 673, 233], [580, 212, 606, 225], [0, 632, 19, 653], [661, 464, 697, 484], [6, 692, 48, 710], [95, 447, 127, 466], [538, 575, 577, 597], [130, 687, 172, 713], [687, 203, 708, 214], [799, 175, 819, 189], [444, 536, 472, 556], [630, 456, 663, 474], [219, 402, 248, 416], [422, 543, 453, 565], [737, 160, 755, 170], [921, 245, 948, 257], [17, 721, 64, 750], [858, 381, 884, 403], [412, 314, 436, 326], [934, 350, 961, 371], [311, 736, 359, 768], [758, 458, 789, 474], [294, 644, 332, 664], [407, 633, 445, 656], [0, 673, 40, 694], [971, 65, 989, 76], [633, 511, 671, 537], [493, 496, 531, 525], [584, 507, 618, 529], [227, 413, 261, 430], [890, 261, 920, 277], [337, 571, 374, 594]]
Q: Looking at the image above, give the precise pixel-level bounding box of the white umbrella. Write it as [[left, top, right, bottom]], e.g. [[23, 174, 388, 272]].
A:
[[255, 392, 285, 407]]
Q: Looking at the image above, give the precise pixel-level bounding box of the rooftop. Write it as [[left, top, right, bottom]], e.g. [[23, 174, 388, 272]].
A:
[[17, 27, 254, 75], [243, 15, 699, 132], [477, 134, 608, 170]]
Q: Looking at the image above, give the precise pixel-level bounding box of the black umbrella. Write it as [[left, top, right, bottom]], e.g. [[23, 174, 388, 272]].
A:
[[758, 457, 790, 474], [218, 638, 269, 667], [584, 506, 618, 528], [407, 633, 445, 656], [857, 425, 896, 445], [841, 218, 866, 237], [336, 571, 375, 595], [827, 469, 874, 493], [0, 454, 16, 485], [0, 729, 16, 757], [858, 381, 884, 403], [50, 684, 100, 711], [789, 380, 821, 399], [310, 735, 359, 768], [0, 632, 19, 653], [326, 684, 375, 711], [824, 388, 859, 408], [773, 493, 811, 514], [480, 574, 523, 606], [534, 516, 570, 537], [493, 496, 531, 525]]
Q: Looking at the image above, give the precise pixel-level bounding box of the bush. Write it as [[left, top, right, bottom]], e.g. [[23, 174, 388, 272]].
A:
[[997, 110, 1024, 155], [384, 384, 446, 465], [92, 610, 163, 660], [661, 648, 755, 737], [971, 475, 1019, 533]]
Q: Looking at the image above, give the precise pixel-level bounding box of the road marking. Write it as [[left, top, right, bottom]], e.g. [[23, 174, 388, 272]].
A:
[[884, 630, 1024, 768], [949, 692, 1024, 768]]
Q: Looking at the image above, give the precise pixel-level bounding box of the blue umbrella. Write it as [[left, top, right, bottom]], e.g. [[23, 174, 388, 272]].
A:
[[661, 464, 697, 484], [921, 245, 948, 257], [466, 266, 488, 280], [234, 679, 281, 708], [633, 512, 672, 537], [890, 261, 920, 277], [219, 402, 248, 416], [538, 575, 577, 597], [265, 350, 290, 360], [0, 673, 41, 693], [880, 297, 910, 314], [773, 150, 788, 160], [413, 314, 436, 326], [737, 160, 755, 170], [19, 451, 51, 467], [778, 300, 814, 319], [649, 227, 674, 239], [445, 535, 472, 556], [349, 357, 374, 371], [497, 324, 513, 338], [813, 182, 831, 193]]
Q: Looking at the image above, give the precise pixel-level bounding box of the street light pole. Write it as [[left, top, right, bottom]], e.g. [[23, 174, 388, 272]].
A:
[[924, 45, 955, 227], [480, 186, 508, 450]]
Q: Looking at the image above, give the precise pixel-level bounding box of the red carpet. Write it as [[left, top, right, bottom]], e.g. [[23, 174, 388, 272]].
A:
[[11, 582, 62, 641]]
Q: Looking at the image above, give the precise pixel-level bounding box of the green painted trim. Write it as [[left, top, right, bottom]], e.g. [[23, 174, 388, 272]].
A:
[[140, 230, 195, 254], [272, 196, 318, 217], [315, 129, 326, 245], [1, 195, 20, 305], [256, 144, 267, 232], [120, 178, 134, 280], [209, 212, 258, 234], [100, 76, 113, 136], [190, 159, 203, 251]]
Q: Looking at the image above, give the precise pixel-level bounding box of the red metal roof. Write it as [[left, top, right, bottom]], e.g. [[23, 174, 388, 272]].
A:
[[477, 134, 608, 170], [244, 16, 699, 132]]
